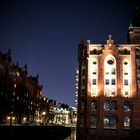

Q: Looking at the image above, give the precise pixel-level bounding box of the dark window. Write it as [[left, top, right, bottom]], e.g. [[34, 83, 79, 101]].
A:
[[105, 79, 109, 85], [91, 100, 97, 111], [93, 71, 96, 75], [82, 69, 85, 75], [111, 79, 115, 85], [92, 79, 96, 85], [124, 79, 128, 85], [80, 115, 84, 127], [124, 71, 128, 75], [90, 115, 97, 128], [124, 49, 130, 55], [93, 49, 97, 54], [124, 101, 131, 112], [82, 79, 85, 86], [124, 62, 128, 65], [81, 100, 84, 109], [81, 89, 85, 96], [107, 59, 114, 65]]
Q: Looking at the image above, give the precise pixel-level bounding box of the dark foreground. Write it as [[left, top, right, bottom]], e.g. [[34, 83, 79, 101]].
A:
[[0, 125, 71, 139]]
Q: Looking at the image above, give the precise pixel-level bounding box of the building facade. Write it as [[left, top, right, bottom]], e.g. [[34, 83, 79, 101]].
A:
[[0, 49, 43, 124], [77, 7, 140, 140]]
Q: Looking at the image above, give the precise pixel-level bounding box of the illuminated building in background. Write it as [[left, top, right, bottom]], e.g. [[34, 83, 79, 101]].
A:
[[76, 7, 140, 140]]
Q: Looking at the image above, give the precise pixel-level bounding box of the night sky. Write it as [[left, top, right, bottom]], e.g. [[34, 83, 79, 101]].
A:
[[0, 0, 139, 107]]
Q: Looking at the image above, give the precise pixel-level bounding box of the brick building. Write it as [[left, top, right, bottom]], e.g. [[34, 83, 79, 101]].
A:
[[76, 7, 140, 140], [0, 49, 43, 124]]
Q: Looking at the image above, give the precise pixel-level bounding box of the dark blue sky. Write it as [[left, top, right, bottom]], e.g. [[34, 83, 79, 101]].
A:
[[0, 0, 139, 107]]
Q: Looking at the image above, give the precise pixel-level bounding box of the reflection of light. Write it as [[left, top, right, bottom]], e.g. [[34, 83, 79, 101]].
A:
[[42, 111, 46, 115], [7, 116, 10, 120], [23, 117, 27, 122], [14, 84, 16, 88], [7, 116, 16, 122], [12, 117, 15, 120], [16, 71, 20, 76]]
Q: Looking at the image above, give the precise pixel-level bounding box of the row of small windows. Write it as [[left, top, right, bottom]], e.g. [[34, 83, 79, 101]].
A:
[[90, 49, 102, 55], [118, 49, 130, 55], [81, 100, 131, 112], [89, 49, 130, 55], [81, 89, 129, 97], [82, 61, 129, 77], [105, 79, 115, 85], [92, 60, 129, 65], [80, 115, 130, 129], [91, 79, 128, 86]]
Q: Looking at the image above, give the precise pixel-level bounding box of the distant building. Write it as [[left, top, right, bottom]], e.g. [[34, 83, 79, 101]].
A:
[[47, 100, 77, 127], [76, 7, 140, 140], [0, 49, 43, 124]]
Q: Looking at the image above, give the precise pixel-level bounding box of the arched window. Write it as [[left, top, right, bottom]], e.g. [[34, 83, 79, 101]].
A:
[[123, 49, 130, 55], [104, 55, 116, 96]]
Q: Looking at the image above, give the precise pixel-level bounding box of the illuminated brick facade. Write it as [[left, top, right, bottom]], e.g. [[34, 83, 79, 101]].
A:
[[77, 7, 140, 140]]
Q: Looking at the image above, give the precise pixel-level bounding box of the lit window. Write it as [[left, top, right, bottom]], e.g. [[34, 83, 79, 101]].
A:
[[105, 71, 109, 75], [91, 89, 97, 97], [104, 116, 117, 129], [124, 90, 129, 96], [104, 100, 117, 111], [104, 100, 110, 110], [124, 117, 130, 129], [90, 115, 97, 128], [109, 43, 112, 49], [124, 101, 131, 112], [104, 89, 110, 97], [111, 89, 116, 96]]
